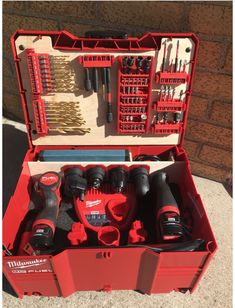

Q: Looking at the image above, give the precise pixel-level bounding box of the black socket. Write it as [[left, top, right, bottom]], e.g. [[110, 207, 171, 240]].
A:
[[64, 168, 87, 201], [163, 112, 168, 121], [136, 56, 144, 68], [30, 225, 54, 249], [109, 167, 128, 193], [127, 56, 134, 67], [86, 167, 105, 189], [130, 167, 150, 197], [122, 56, 128, 67], [174, 112, 181, 123], [143, 56, 152, 73], [156, 112, 161, 122]]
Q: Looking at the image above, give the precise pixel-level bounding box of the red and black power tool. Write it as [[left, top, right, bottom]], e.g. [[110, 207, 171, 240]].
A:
[[30, 171, 61, 249], [151, 172, 183, 241]]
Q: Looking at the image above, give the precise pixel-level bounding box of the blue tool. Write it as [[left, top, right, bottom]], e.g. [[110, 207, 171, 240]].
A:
[[38, 150, 130, 162]]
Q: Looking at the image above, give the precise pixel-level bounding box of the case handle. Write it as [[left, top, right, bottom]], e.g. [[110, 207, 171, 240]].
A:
[[85, 30, 128, 39]]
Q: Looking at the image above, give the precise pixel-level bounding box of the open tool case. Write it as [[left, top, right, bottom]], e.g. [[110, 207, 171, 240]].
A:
[[3, 30, 217, 298]]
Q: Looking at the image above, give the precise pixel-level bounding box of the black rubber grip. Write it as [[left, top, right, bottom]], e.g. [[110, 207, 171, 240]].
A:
[[35, 190, 59, 227], [151, 172, 179, 211]]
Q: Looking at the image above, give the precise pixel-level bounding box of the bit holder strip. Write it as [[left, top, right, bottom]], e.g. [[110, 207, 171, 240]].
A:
[[155, 71, 190, 85], [151, 123, 182, 135], [26, 49, 53, 94], [32, 98, 48, 136], [153, 100, 186, 112], [78, 54, 114, 67]]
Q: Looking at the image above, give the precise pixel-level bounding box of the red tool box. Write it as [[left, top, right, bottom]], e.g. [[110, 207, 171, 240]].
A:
[[3, 30, 217, 298]]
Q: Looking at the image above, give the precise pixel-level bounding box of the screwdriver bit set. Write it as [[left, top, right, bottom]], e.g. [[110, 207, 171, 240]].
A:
[[117, 55, 153, 134], [155, 39, 190, 85], [4, 31, 217, 298], [150, 38, 193, 135]]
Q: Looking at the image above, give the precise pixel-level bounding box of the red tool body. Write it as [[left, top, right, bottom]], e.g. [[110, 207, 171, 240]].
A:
[[30, 172, 61, 249], [151, 172, 183, 241]]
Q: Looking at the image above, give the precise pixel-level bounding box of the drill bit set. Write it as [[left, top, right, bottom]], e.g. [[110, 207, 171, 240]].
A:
[[44, 101, 90, 135], [32, 98, 90, 136], [25, 51, 90, 137], [49, 56, 77, 93], [117, 55, 153, 134]]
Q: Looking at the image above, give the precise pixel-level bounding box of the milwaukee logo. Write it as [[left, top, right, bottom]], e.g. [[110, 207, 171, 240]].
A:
[[86, 200, 101, 208], [7, 259, 47, 269]]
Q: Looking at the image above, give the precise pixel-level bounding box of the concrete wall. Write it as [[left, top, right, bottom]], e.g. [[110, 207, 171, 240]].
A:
[[3, 1, 232, 183]]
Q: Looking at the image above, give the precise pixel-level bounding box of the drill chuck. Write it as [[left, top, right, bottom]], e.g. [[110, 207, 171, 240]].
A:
[[64, 167, 87, 201], [86, 166, 105, 189], [109, 166, 127, 193], [130, 167, 150, 197]]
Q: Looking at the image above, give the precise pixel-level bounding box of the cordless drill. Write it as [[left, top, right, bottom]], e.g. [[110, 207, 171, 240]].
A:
[[30, 171, 61, 249], [151, 172, 183, 241]]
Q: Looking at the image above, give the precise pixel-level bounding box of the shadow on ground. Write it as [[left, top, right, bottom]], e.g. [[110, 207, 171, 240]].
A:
[[223, 181, 232, 198], [3, 124, 28, 298], [3, 124, 28, 214]]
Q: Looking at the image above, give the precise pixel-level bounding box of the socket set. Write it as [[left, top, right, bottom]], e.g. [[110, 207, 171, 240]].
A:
[[117, 55, 154, 134]]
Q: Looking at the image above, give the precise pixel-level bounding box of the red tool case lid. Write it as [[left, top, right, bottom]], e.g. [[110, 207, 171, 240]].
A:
[[11, 30, 199, 149]]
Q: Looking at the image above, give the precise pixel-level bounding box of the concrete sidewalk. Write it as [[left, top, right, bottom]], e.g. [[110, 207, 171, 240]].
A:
[[3, 119, 232, 308]]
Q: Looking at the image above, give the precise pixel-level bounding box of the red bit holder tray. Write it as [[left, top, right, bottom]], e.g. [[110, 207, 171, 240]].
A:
[[153, 100, 186, 112], [151, 123, 182, 135], [32, 98, 48, 136], [155, 71, 190, 85], [78, 54, 114, 67], [26, 49, 53, 94]]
